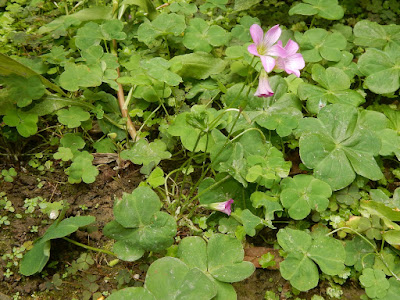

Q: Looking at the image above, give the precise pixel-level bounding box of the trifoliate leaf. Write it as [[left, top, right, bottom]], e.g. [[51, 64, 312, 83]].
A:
[[53, 147, 74, 161], [60, 133, 85, 151], [294, 28, 346, 62], [120, 139, 171, 167], [57, 106, 90, 128], [3, 109, 38, 137], [66, 151, 98, 184], [359, 268, 390, 299], [297, 104, 383, 190], [280, 174, 332, 220], [59, 63, 102, 91], [137, 13, 186, 45], [183, 18, 230, 52], [358, 42, 400, 94]]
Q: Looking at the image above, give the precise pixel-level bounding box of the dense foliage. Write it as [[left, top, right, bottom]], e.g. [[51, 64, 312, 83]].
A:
[[1, 0, 400, 299]]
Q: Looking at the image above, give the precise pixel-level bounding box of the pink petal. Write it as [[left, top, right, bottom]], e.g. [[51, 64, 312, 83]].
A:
[[268, 43, 286, 58], [285, 54, 305, 75], [249, 24, 264, 45], [247, 44, 260, 56], [263, 25, 281, 48], [255, 70, 274, 97], [222, 199, 234, 215], [284, 39, 299, 55], [261, 55, 276, 73]]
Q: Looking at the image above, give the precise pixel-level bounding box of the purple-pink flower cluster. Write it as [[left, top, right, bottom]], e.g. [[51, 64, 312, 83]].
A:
[[248, 24, 305, 97]]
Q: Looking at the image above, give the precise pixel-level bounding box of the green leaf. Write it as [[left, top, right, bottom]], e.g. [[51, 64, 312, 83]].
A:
[[93, 138, 117, 153], [246, 76, 303, 137], [108, 287, 156, 300], [240, 209, 263, 237], [170, 53, 227, 80], [289, 3, 318, 16], [279, 252, 319, 292], [358, 110, 400, 157], [147, 167, 165, 188], [0, 53, 66, 96], [120, 139, 171, 167], [277, 228, 346, 291], [1, 74, 45, 107], [3, 109, 38, 137], [38, 6, 113, 34], [360, 200, 400, 230], [137, 13, 186, 45], [104, 187, 177, 261], [122, 0, 157, 20], [335, 184, 361, 205], [113, 186, 161, 228], [141, 58, 182, 86], [210, 278, 237, 300], [344, 236, 375, 271], [295, 29, 346, 63], [168, 107, 222, 152], [113, 240, 145, 261], [60, 133, 85, 151], [234, 0, 262, 11], [177, 236, 208, 272], [183, 18, 230, 52], [354, 20, 400, 48], [289, 0, 344, 20], [383, 277, 400, 300], [298, 104, 383, 190], [298, 65, 365, 114], [19, 241, 51, 276], [169, 2, 198, 14], [358, 43, 400, 94], [217, 143, 248, 187], [20, 216, 95, 276], [40, 216, 96, 243], [207, 234, 255, 282], [250, 191, 282, 223], [53, 147, 74, 161], [100, 19, 126, 40], [66, 152, 99, 184], [280, 175, 332, 220], [359, 268, 390, 299], [382, 230, 400, 248], [59, 63, 102, 91], [277, 228, 312, 253], [308, 236, 345, 275], [57, 106, 90, 128], [145, 257, 217, 300]]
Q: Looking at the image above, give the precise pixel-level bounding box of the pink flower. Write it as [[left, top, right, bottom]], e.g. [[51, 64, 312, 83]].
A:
[[254, 70, 274, 97], [248, 24, 286, 73], [202, 199, 234, 216], [275, 40, 305, 77]]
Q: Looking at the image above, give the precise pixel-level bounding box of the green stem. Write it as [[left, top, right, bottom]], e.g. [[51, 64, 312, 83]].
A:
[[63, 237, 117, 257], [231, 127, 267, 144], [309, 16, 316, 29], [185, 174, 231, 219]]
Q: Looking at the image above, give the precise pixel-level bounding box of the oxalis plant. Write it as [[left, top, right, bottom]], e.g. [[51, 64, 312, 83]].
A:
[[1, 0, 400, 298]]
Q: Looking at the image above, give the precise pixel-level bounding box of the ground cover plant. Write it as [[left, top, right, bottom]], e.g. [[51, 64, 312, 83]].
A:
[[1, 0, 400, 299]]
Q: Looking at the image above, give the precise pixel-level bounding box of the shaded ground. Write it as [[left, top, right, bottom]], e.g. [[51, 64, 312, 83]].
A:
[[0, 163, 365, 299]]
